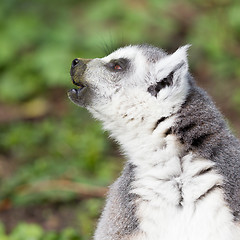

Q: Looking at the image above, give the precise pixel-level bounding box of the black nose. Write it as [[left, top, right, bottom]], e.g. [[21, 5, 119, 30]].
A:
[[70, 58, 88, 77], [72, 58, 80, 68]]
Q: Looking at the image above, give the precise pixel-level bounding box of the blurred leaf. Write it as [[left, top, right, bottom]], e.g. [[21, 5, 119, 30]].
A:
[[10, 223, 43, 240], [0, 223, 8, 239], [59, 228, 82, 240]]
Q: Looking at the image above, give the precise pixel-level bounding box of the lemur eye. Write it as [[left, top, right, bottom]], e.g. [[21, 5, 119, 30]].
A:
[[105, 58, 130, 72], [114, 64, 122, 70]]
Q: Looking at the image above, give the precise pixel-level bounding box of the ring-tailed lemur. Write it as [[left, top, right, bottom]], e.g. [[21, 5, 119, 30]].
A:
[[68, 44, 240, 240]]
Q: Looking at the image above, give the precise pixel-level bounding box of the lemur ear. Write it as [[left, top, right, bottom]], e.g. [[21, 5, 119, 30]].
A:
[[148, 45, 190, 97]]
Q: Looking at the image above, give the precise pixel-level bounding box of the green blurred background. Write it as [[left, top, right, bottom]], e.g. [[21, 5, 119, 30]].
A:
[[0, 0, 240, 239]]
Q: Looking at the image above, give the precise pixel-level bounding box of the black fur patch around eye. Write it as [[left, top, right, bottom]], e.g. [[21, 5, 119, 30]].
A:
[[105, 58, 130, 72], [147, 72, 174, 97]]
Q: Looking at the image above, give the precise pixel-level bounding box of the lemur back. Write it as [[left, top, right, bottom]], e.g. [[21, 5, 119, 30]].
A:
[[68, 44, 240, 240]]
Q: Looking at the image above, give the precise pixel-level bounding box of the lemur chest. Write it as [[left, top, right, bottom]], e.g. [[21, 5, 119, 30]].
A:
[[130, 153, 239, 240]]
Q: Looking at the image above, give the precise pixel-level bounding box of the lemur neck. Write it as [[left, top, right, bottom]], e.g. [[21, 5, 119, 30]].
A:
[[117, 116, 180, 157], [90, 89, 188, 167], [102, 108, 187, 185], [98, 100, 183, 168]]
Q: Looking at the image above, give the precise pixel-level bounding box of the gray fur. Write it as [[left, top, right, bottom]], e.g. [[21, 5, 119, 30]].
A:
[[138, 44, 167, 63], [94, 163, 139, 240], [173, 75, 240, 220]]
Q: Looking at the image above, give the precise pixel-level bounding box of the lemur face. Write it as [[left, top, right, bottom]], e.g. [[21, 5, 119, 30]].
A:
[[68, 45, 152, 108], [68, 44, 190, 120]]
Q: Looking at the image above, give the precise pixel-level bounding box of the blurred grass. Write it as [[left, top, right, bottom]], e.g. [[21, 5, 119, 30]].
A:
[[0, 222, 83, 240], [0, 0, 240, 239]]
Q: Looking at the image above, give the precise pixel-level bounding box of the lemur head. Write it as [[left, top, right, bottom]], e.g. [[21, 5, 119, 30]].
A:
[[68, 44, 190, 127]]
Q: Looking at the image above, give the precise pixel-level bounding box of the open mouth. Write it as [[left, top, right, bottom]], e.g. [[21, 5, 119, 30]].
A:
[[68, 76, 88, 105], [68, 84, 88, 107], [71, 77, 86, 90], [70, 75, 88, 96], [68, 58, 90, 106]]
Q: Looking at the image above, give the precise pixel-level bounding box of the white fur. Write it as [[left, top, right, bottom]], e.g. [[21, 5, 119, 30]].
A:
[[131, 151, 239, 240], [91, 85, 240, 239], [155, 45, 190, 79]]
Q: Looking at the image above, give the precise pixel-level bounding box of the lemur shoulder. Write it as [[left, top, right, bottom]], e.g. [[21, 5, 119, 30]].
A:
[[68, 44, 240, 240]]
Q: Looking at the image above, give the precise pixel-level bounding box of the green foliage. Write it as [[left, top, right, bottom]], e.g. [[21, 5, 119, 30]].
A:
[[77, 199, 103, 239], [0, 107, 118, 206], [11, 223, 43, 240], [0, 0, 240, 102], [0, 222, 82, 240], [0, 0, 240, 238]]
